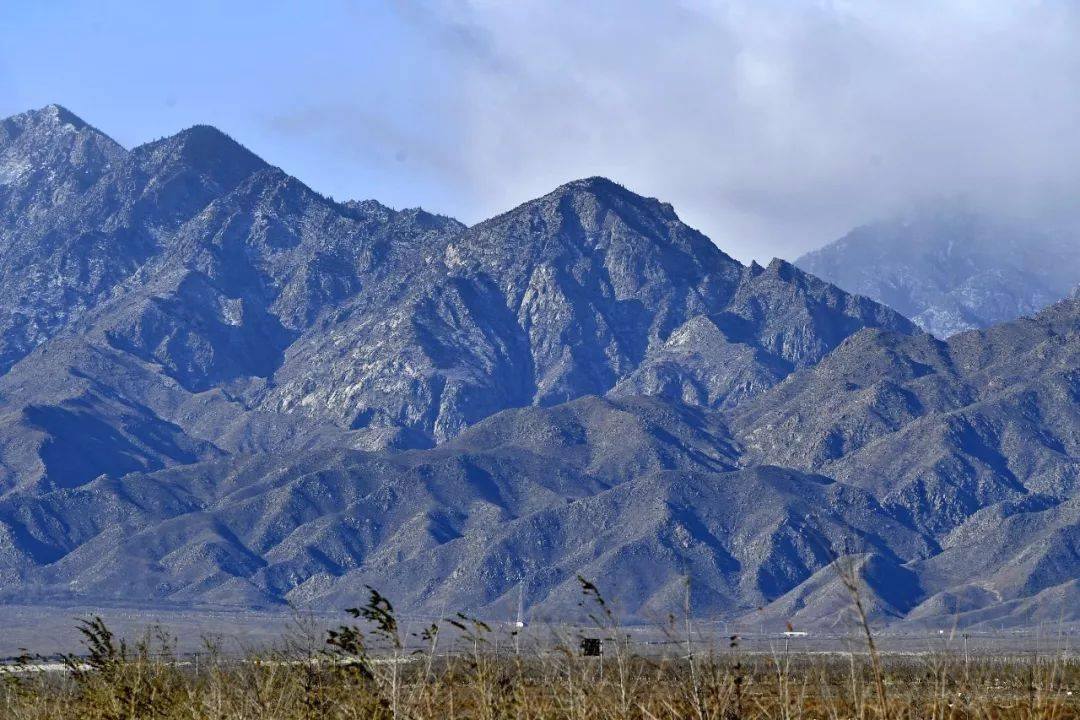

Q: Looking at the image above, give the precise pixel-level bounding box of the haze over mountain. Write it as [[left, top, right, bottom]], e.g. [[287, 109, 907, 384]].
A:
[[797, 211, 1080, 337], [0, 105, 1075, 629]]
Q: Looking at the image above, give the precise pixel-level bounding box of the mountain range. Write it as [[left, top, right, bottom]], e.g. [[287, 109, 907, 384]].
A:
[[797, 211, 1080, 337], [0, 105, 1075, 629]]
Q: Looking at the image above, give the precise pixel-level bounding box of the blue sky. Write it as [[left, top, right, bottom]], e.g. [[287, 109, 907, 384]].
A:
[[3, 1, 1080, 261]]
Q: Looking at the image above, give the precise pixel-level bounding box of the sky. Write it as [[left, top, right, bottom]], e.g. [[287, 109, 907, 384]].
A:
[[3, 0, 1080, 262]]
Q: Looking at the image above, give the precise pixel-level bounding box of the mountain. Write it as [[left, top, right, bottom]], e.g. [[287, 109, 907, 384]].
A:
[[0, 106, 463, 492], [4, 298, 1074, 624], [730, 293, 1080, 625], [0, 110, 914, 489], [261, 178, 915, 446], [0, 106, 274, 375], [0, 105, 1074, 629], [0, 396, 929, 619], [797, 210, 1080, 337]]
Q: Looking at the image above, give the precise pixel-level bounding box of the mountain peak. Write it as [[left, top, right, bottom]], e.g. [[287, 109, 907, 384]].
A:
[[172, 123, 241, 145], [557, 175, 623, 193], [341, 197, 395, 219], [5, 104, 88, 130], [34, 103, 89, 129], [551, 176, 672, 212], [135, 124, 265, 166], [131, 124, 268, 191], [1, 104, 118, 151], [483, 176, 686, 236], [0, 104, 127, 186], [470, 176, 735, 272], [761, 257, 810, 284], [765, 257, 793, 272]]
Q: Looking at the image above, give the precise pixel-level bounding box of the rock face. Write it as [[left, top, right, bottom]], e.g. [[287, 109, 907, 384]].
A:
[[0, 106, 271, 375], [0, 105, 1075, 628], [262, 179, 914, 446], [797, 210, 1080, 337]]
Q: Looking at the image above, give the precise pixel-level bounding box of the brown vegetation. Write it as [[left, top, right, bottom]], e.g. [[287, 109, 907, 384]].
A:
[[0, 582, 1076, 720]]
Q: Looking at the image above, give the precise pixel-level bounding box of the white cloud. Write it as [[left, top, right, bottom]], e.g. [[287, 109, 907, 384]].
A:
[[405, 0, 1080, 261]]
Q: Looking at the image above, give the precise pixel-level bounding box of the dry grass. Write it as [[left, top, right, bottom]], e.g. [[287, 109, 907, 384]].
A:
[[0, 584, 1076, 720]]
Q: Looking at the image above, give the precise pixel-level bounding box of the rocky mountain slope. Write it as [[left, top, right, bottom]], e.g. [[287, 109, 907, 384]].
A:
[[0, 105, 275, 375], [0, 395, 930, 620], [730, 293, 1080, 626], [261, 178, 914, 446], [797, 211, 1080, 337], [0, 107, 917, 492], [0, 105, 1074, 629]]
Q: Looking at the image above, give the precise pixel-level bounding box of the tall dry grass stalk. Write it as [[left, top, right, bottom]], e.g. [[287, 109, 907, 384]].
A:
[[834, 554, 889, 720]]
